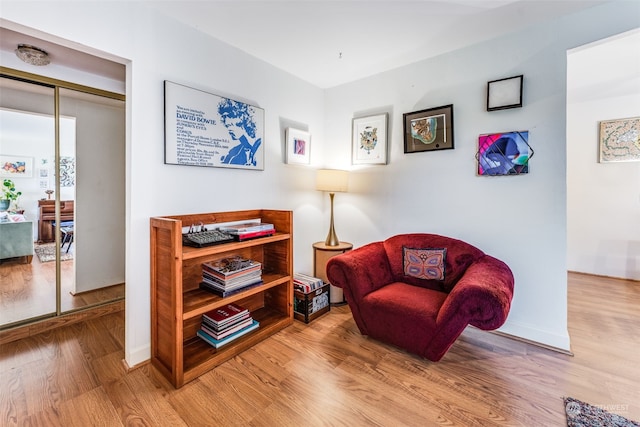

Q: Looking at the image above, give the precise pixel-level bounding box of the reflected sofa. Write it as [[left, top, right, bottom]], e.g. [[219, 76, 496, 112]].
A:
[[0, 220, 34, 263], [326, 233, 514, 361]]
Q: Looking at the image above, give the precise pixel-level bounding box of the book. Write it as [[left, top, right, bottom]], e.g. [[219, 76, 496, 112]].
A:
[[199, 280, 264, 298], [202, 312, 251, 332], [218, 222, 274, 234], [201, 316, 253, 339], [233, 229, 276, 241], [197, 319, 260, 348], [202, 269, 262, 288], [202, 303, 249, 327], [202, 256, 261, 278]]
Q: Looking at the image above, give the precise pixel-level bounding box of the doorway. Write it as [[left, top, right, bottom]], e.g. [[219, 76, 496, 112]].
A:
[[566, 29, 640, 281]]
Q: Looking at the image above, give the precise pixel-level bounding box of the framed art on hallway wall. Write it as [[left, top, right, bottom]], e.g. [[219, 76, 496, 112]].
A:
[[598, 116, 640, 163], [352, 113, 388, 165]]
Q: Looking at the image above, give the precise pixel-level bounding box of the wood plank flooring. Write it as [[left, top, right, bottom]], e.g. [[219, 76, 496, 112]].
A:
[[0, 253, 124, 327], [1, 272, 638, 426]]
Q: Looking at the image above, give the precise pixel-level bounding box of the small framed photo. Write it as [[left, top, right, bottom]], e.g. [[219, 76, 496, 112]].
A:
[[285, 128, 311, 165], [487, 75, 523, 111], [403, 104, 454, 153], [352, 113, 388, 165], [0, 155, 34, 178], [599, 117, 640, 163]]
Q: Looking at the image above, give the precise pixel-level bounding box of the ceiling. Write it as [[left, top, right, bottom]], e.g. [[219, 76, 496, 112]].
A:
[[146, 0, 608, 88], [1, 1, 608, 88]]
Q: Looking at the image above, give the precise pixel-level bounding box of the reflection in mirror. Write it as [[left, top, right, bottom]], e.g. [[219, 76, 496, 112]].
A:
[[0, 76, 124, 330]]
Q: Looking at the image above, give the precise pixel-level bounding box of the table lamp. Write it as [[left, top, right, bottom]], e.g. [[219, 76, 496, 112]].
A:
[[316, 169, 349, 246]]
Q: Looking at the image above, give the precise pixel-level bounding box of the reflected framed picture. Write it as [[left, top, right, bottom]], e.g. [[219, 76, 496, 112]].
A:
[[0, 155, 33, 178], [403, 104, 454, 153], [352, 113, 388, 165], [598, 116, 640, 163], [487, 75, 523, 111], [285, 128, 311, 165], [477, 130, 532, 176]]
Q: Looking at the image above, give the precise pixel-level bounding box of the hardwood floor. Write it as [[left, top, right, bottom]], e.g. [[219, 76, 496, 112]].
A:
[[1, 272, 638, 426], [0, 252, 125, 327]]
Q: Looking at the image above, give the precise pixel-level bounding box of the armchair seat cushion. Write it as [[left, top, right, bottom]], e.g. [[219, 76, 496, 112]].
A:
[[327, 233, 514, 361], [362, 283, 447, 355]]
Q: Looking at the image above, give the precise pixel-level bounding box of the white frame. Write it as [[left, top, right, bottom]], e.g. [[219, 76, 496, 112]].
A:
[[599, 116, 640, 163], [164, 81, 265, 170], [352, 113, 388, 165], [0, 155, 34, 178], [285, 128, 311, 165]]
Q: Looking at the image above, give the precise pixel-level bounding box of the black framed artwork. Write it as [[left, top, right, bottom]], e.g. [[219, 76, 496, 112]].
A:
[[487, 75, 523, 111], [403, 104, 454, 153]]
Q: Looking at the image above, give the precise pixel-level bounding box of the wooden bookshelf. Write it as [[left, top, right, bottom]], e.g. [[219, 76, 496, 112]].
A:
[[150, 209, 293, 388]]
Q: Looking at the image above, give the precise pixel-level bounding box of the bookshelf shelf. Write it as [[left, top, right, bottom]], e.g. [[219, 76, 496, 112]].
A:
[[150, 209, 293, 388]]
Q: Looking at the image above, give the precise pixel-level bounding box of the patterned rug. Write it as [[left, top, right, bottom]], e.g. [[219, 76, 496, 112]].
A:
[[565, 397, 639, 427], [34, 243, 74, 263]]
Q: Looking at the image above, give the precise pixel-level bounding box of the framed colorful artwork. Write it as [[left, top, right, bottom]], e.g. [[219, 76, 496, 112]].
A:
[[487, 75, 523, 111], [477, 130, 533, 176], [403, 105, 454, 153], [598, 117, 640, 163], [0, 155, 33, 178], [164, 81, 265, 170], [285, 128, 311, 165], [352, 113, 388, 165]]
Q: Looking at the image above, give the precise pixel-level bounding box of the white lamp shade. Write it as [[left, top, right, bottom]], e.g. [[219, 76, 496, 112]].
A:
[[316, 169, 348, 193]]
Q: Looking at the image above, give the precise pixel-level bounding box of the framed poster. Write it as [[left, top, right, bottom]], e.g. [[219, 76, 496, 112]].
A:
[[487, 75, 523, 111], [477, 130, 532, 176], [164, 81, 265, 170], [352, 113, 388, 165], [599, 117, 640, 163], [403, 105, 454, 153], [0, 155, 33, 178], [285, 128, 311, 165]]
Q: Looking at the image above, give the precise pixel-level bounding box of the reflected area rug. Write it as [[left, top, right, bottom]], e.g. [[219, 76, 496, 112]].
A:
[[565, 397, 639, 427], [34, 243, 74, 263]]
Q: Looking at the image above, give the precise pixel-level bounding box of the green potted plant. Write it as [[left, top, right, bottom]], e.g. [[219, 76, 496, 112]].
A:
[[1, 179, 22, 211]]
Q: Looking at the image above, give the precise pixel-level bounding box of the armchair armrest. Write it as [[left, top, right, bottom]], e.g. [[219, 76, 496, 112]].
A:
[[436, 255, 514, 331], [326, 241, 394, 302]]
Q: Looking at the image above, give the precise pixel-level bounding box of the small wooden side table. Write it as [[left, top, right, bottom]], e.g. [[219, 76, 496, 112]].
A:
[[313, 241, 353, 305]]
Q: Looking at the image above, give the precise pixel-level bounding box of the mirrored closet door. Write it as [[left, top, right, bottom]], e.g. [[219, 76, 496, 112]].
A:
[[0, 71, 125, 330]]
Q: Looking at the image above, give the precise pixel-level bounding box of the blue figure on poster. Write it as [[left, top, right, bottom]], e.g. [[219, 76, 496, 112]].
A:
[[218, 99, 261, 166]]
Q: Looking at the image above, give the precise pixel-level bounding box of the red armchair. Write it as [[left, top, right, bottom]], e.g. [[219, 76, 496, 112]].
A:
[[326, 233, 514, 361]]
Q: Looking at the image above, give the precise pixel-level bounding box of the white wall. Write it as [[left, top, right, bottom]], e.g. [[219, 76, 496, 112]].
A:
[[0, 0, 326, 366], [323, 1, 640, 351], [567, 29, 640, 280], [1, 0, 638, 364]]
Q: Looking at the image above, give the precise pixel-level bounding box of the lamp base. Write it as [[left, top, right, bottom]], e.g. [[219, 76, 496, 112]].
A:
[[325, 192, 340, 246]]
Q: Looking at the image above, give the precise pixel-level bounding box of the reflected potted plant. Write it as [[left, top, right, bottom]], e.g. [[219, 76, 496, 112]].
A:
[[1, 179, 22, 211]]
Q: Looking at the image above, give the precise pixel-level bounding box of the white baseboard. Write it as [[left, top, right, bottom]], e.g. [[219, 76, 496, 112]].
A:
[[496, 320, 572, 353], [125, 344, 150, 368]]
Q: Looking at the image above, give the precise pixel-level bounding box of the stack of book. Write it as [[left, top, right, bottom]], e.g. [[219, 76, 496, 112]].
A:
[[218, 222, 275, 241], [200, 256, 263, 297], [197, 302, 259, 349], [293, 273, 324, 293]]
